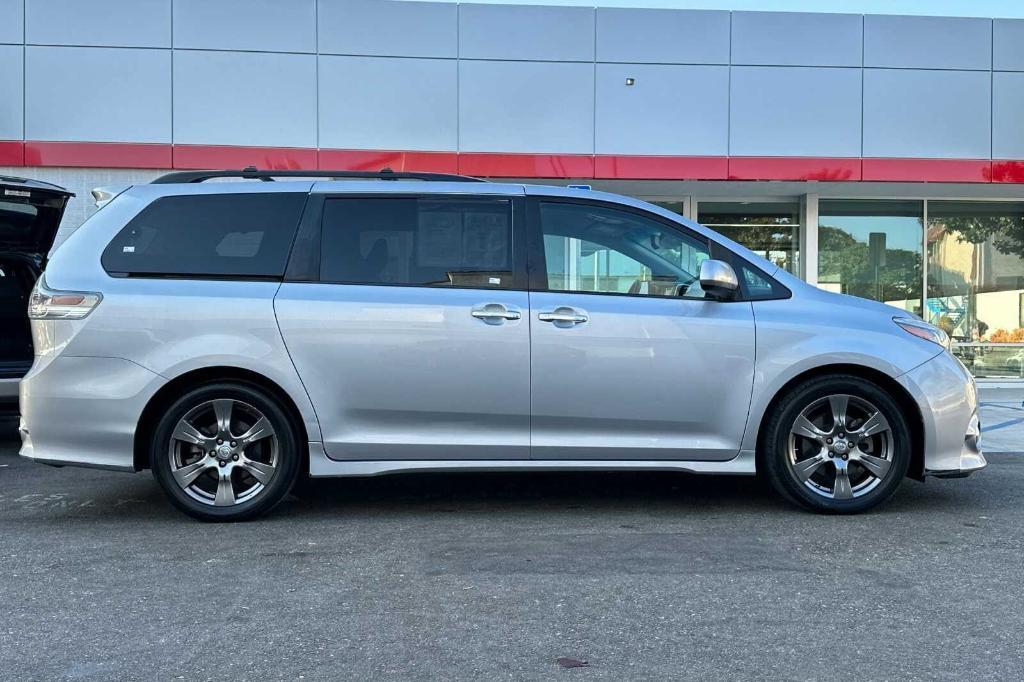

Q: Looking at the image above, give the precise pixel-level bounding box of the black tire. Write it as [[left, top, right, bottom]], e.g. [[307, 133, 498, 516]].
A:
[[763, 374, 911, 514], [151, 381, 300, 522]]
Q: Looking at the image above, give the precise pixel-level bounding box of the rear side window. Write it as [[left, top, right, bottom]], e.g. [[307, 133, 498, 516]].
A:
[[101, 193, 307, 277], [320, 197, 513, 289]]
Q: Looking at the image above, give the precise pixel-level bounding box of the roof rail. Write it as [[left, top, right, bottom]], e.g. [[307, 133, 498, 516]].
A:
[[151, 166, 487, 184]]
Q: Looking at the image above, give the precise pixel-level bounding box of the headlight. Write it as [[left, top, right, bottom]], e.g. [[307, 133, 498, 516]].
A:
[[893, 316, 951, 351]]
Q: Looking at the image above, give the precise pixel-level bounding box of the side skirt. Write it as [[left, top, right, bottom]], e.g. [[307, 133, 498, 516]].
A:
[[307, 443, 757, 478]]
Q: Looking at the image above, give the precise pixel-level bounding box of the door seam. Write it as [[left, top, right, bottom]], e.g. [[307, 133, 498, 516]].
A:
[[272, 283, 327, 444]]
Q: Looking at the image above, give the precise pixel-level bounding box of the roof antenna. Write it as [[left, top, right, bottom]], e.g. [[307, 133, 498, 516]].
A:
[[380, 167, 397, 180]]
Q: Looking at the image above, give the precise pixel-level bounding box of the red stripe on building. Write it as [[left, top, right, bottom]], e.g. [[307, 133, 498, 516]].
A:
[[0, 141, 25, 166], [318, 149, 458, 173], [862, 158, 992, 183], [173, 145, 317, 171], [458, 153, 595, 178], [989, 161, 1024, 184], [6, 141, 1024, 185], [24, 141, 172, 169], [594, 155, 727, 180], [728, 157, 862, 181]]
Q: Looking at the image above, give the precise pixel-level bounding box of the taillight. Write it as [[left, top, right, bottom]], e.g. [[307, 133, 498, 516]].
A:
[[27, 277, 102, 320]]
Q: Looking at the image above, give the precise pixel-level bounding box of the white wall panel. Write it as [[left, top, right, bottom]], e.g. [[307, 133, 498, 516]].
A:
[[318, 0, 457, 58], [595, 64, 727, 155], [26, 0, 170, 48], [0, 0, 23, 43], [319, 56, 457, 151], [993, 72, 1024, 159], [731, 11, 862, 67], [459, 60, 593, 154], [994, 19, 1024, 72], [459, 3, 594, 62], [26, 46, 170, 142], [863, 69, 991, 159], [173, 51, 316, 148], [731, 67, 862, 157], [174, 0, 315, 53], [864, 15, 991, 70], [0, 45, 22, 139], [595, 8, 729, 65]]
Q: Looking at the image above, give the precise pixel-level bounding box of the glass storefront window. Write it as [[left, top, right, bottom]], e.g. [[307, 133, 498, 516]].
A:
[[818, 200, 923, 315], [927, 201, 1024, 379], [698, 201, 801, 275], [651, 201, 685, 216]]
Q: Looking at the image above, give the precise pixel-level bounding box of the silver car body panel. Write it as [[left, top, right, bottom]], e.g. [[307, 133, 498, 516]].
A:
[[19, 181, 323, 471], [306, 442, 758, 477], [742, 285, 947, 455], [20, 355, 164, 471], [529, 292, 754, 461], [18, 179, 984, 481], [275, 284, 531, 461], [899, 349, 986, 475]]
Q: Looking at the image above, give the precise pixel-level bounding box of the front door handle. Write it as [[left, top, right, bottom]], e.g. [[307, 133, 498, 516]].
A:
[[538, 307, 588, 325], [471, 303, 522, 324]]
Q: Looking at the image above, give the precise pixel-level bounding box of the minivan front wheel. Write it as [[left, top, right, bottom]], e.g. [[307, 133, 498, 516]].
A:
[[151, 382, 300, 521], [763, 375, 911, 513]]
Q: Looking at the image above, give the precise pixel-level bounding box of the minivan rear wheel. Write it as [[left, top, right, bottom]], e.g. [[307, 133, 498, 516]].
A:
[[151, 382, 300, 521], [763, 375, 911, 514]]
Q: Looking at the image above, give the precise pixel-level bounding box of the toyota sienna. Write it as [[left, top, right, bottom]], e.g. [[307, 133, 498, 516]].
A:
[[17, 169, 985, 520]]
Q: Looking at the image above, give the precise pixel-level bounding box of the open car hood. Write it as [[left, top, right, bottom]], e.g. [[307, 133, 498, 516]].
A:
[[0, 176, 73, 256]]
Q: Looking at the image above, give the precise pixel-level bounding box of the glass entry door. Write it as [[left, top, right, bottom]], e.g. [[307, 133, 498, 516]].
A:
[[697, 201, 801, 275]]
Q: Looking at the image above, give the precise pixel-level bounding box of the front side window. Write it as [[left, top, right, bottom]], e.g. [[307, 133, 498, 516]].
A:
[[539, 202, 710, 298], [101, 193, 307, 277], [320, 197, 513, 289]]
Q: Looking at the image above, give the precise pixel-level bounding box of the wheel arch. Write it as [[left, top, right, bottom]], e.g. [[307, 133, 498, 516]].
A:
[[754, 363, 926, 481], [133, 366, 310, 473]]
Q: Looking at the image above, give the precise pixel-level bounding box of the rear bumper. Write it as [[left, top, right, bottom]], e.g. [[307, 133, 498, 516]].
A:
[[900, 351, 986, 478], [19, 355, 165, 471]]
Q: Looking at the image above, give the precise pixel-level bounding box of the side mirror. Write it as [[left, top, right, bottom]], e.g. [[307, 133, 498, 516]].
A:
[[698, 259, 739, 300]]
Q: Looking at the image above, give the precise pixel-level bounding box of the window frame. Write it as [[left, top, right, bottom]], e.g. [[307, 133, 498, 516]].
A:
[[526, 196, 789, 302], [287, 192, 529, 292]]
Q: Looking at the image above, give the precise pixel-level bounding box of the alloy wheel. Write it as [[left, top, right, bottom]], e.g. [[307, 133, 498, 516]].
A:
[[786, 394, 894, 501], [167, 399, 279, 507]]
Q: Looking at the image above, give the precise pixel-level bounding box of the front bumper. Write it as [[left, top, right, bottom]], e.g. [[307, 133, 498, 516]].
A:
[[900, 351, 987, 478], [19, 355, 166, 471]]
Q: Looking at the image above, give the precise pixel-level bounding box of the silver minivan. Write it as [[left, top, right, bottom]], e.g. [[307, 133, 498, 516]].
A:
[[18, 169, 985, 521]]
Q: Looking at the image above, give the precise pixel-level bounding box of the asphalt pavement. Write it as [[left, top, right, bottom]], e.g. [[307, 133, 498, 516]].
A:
[[1, 429, 1023, 681]]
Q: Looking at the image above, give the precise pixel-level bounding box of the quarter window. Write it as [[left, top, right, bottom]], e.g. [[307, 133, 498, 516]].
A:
[[101, 193, 307, 277], [539, 202, 710, 299], [319, 197, 514, 289]]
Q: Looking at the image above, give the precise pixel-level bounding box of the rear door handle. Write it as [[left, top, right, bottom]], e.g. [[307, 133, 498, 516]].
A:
[[538, 307, 588, 325], [471, 303, 522, 324]]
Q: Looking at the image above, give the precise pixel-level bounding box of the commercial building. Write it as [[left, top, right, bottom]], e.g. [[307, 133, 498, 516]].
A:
[[3, 0, 1024, 378]]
